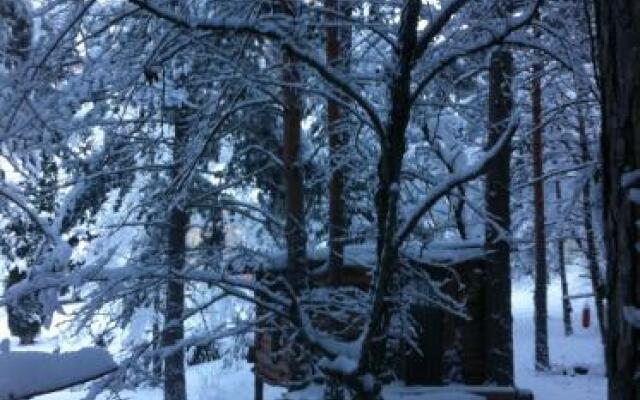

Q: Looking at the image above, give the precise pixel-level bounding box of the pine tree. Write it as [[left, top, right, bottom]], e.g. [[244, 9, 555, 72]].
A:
[[0, 0, 31, 69], [1, 0, 46, 346]]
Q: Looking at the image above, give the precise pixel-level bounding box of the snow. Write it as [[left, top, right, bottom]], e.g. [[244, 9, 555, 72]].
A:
[[0, 348, 116, 400], [0, 263, 606, 400], [318, 354, 358, 375], [0, 301, 285, 400], [622, 169, 640, 188], [513, 263, 606, 400], [629, 188, 640, 205], [623, 306, 640, 329], [33, 361, 285, 400]]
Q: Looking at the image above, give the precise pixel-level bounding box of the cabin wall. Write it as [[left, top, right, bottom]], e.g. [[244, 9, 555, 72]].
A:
[[251, 258, 489, 387], [398, 260, 487, 386]]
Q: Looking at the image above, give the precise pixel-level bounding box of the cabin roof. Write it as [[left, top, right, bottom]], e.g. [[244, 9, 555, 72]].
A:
[[225, 240, 485, 273]]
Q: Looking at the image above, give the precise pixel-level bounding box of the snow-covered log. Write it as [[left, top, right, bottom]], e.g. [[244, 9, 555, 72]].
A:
[[0, 348, 117, 400]]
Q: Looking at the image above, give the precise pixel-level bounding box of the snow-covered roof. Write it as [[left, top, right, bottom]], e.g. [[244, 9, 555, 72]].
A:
[[229, 240, 485, 273]]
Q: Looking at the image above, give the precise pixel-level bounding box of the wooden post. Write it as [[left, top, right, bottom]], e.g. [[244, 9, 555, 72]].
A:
[[254, 373, 264, 400]]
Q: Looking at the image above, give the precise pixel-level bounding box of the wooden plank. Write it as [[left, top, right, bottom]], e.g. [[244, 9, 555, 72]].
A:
[[564, 293, 594, 300], [387, 386, 533, 400]]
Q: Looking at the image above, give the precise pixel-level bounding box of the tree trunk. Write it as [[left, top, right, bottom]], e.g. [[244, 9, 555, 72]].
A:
[[555, 181, 573, 337], [282, 48, 307, 291], [483, 47, 515, 385], [279, 4, 309, 382], [325, 3, 351, 397], [326, 0, 351, 286], [595, 1, 640, 398], [531, 60, 549, 371], [357, 3, 420, 397], [152, 293, 162, 383], [163, 111, 188, 400], [577, 105, 607, 347]]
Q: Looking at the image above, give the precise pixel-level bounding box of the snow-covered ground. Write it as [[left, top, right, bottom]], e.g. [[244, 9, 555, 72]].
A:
[[0, 262, 606, 400], [513, 264, 606, 400], [0, 306, 285, 400]]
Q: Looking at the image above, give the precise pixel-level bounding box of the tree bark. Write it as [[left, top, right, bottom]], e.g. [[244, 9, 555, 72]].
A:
[[595, 1, 640, 398], [162, 111, 188, 400], [555, 181, 573, 337], [282, 48, 307, 290], [279, 3, 309, 384], [531, 60, 549, 371], [483, 47, 515, 385], [358, 3, 420, 396], [325, 2, 351, 394], [152, 293, 162, 382]]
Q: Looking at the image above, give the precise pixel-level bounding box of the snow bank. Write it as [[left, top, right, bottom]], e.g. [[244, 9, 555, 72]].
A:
[[513, 263, 606, 400], [0, 348, 116, 400]]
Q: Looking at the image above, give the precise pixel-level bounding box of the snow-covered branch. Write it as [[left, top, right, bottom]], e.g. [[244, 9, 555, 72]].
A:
[[395, 118, 518, 247]]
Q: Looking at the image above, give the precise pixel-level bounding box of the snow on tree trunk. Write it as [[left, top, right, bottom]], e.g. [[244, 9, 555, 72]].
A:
[[595, 1, 640, 398], [483, 47, 514, 385]]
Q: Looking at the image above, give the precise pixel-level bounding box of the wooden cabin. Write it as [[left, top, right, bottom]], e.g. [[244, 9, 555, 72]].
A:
[[247, 242, 532, 399]]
